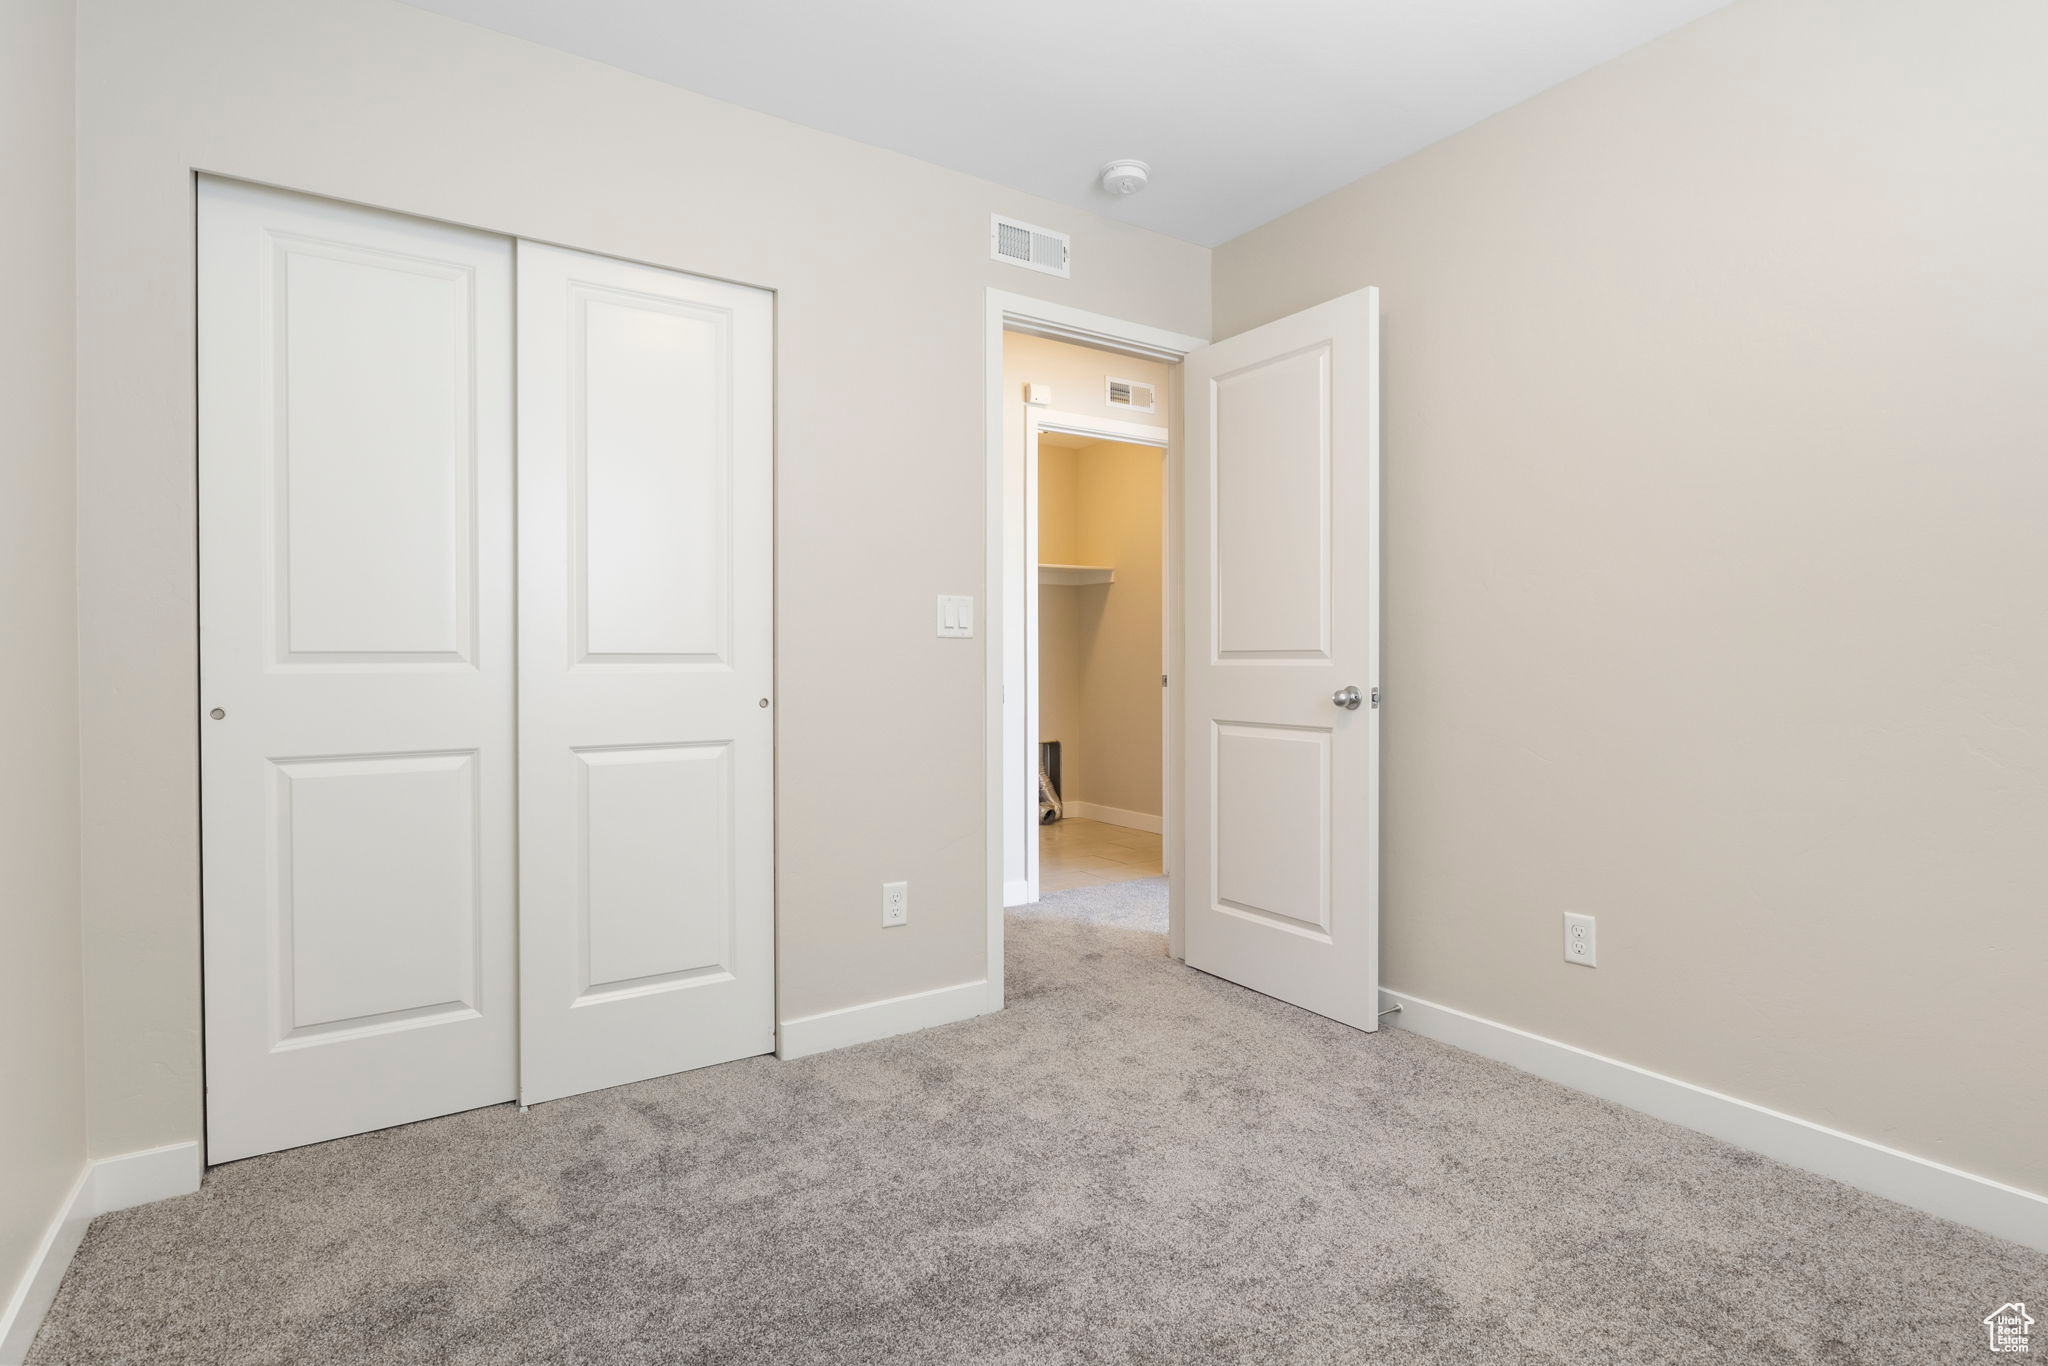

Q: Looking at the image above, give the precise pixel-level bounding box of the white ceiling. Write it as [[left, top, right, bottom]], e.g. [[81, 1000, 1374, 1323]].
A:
[[401, 0, 1733, 247]]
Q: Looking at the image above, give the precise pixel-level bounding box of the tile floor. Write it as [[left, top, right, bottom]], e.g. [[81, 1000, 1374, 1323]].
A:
[[1038, 816, 1162, 892]]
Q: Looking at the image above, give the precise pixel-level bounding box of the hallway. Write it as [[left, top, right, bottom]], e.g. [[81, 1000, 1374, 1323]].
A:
[[1037, 817, 1161, 893]]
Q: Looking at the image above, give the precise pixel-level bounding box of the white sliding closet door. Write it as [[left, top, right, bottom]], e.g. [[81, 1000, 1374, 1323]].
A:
[[516, 242, 776, 1105], [198, 177, 517, 1162]]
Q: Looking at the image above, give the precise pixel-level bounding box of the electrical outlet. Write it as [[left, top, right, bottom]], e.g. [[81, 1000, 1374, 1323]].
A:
[[882, 881, 909, 927], [1563, 912, 1597, 967]]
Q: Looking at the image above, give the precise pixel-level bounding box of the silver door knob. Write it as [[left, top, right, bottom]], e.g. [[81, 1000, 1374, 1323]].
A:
[[1332, 686, 1362, 710]]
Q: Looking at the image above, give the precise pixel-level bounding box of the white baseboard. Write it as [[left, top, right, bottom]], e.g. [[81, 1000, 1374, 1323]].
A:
[[0, 1141, 201, 1364], [89, 1141, 202, 1216], [1381, 989, 2048, 1253], [1060, 802, 1162, 835], [1003, 878, 1031, 908], [0, 1168, 91, 1366], [777, 978, 994, 1061]]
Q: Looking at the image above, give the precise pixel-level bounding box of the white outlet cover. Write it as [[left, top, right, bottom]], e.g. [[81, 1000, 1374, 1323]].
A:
[[882, 880, 909, 927], [1563, 912, 1597, 967]]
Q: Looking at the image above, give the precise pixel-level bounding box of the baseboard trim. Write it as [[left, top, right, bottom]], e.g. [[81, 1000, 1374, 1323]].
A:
[[1003, 878, 1031, 907], [1060, 802, 1163, 834], [90, 1141, 203, 1216], [777, 978, 994, 1060], [0, 1167, 91, 1366], [0, 1141, 201, 1364], [1381, 989, 2048, 1253]]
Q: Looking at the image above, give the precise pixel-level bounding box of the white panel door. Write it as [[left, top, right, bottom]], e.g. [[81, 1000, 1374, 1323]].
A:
[[198, 177, 517, 1162], [1182, 289, 1380, 1030], [516, 242, 775, 1105]]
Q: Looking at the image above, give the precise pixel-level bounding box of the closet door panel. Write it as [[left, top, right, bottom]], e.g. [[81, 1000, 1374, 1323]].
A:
[[277, 244, 476, 659], [578, 295, 730, 662], [517, 241, 775, 1105], [199, 177, 517, 1162], [578, 742, 735, 992]]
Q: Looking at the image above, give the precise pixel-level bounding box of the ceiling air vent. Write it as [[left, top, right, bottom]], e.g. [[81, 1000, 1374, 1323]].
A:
[[1105, 376, 1157, 414], [991, 214, 1070, 278]]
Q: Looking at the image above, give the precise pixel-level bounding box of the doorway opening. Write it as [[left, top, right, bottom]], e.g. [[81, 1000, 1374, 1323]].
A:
[[1001, 327, 1172, 908], [983, 290, 1207, 995], [1032, 422, 1167, 894], [985, 287, 1381, 1028]]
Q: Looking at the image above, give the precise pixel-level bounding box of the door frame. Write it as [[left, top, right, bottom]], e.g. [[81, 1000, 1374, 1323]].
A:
[[982, 289, 1206, 1005], [1021, 405, 1169, 905]]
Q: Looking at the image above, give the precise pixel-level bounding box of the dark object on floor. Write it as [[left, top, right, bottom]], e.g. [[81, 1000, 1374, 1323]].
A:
[[1039, 738, 1062, 823]]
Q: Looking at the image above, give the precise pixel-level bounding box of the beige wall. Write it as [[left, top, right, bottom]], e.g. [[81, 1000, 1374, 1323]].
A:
[[73, 0, 1209, 1158], [1038, 445, 1084, 565], [1068, 442, 1164, 819], [1212, 0, 2048, 1192], [1, 0, 88, 1304], [1035, 439, 1163, 822], [1002, 335, 1176, 884]]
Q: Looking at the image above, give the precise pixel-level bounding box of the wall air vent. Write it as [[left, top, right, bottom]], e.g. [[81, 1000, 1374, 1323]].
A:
[[1105, 376, 1157, 413], [991, 214, 1070, 278]]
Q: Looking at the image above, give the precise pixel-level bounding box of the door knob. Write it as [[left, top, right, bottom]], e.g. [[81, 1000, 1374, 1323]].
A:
[[1332, 686, 1362, 710]]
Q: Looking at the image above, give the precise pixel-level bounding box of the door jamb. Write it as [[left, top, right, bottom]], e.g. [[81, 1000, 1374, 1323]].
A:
[[983, 289, 1206, 1012]]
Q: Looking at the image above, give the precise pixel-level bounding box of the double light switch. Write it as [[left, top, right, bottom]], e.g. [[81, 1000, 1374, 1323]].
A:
[[936, 595, 975, 638]]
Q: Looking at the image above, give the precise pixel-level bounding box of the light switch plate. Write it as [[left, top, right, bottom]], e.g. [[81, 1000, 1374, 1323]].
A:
[[936, 595, 974, 638]]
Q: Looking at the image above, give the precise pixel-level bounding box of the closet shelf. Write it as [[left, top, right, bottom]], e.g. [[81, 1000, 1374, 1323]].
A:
[[1038, 563, 1116, 586]]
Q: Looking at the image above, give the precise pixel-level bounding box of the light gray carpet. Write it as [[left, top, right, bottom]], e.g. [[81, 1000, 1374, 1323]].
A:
[[30, 879, 2043, 1364]]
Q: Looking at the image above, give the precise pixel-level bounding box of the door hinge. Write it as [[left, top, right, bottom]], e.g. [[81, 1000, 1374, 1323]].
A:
[[1371, 686, 1380, 709], [1162, 674, 1169, 687]]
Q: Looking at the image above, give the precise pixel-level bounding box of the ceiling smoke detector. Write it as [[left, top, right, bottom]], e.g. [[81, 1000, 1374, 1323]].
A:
[[1099, 160, 1150, 197]]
